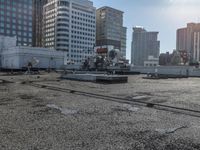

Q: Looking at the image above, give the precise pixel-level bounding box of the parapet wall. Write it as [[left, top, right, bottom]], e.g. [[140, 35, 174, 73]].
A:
[[131, 66, 200, 77]]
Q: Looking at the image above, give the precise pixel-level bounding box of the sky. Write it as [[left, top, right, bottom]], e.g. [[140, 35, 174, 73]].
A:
[[92, 0, 200, 60]]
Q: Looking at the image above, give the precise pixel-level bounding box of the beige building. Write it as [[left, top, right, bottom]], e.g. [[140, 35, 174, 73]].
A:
[[177, 23, 200, 63]]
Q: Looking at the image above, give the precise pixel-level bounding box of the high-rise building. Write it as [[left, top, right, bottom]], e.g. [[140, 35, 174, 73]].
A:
[[43, 0, 96, 64], [176, 28, 187, 52], [120, 27, 127, 58], [131, 27, 160, 66], [32, 0, 47, 47], [177, 23, 200, 62], [193, 31, 200, 62], [0, 0, 32, 46], [96, 6, 127, 58]]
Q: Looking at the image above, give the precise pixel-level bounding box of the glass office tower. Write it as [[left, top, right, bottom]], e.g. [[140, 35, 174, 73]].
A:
[[32, 0, 47, 47], [0, 0, 32, 46]]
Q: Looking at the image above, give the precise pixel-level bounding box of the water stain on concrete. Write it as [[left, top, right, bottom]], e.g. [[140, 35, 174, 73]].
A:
[[47, 104, 78, 115]]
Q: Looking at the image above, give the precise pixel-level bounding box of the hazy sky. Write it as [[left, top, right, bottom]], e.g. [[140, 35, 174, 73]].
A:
[[93, 0, 200, 59]]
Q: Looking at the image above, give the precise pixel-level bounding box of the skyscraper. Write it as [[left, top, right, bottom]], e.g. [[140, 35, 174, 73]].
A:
[[43, 0, 96, 64], [121, 27, 127, 58], [0, 0, 32, 46], [96, 6, 127, 58], [32, 0, 47, 47], [177, 23, 200, 63], [131, 27, 160, 66]]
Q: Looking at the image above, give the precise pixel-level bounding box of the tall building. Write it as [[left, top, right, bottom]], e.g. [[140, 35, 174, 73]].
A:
[[131, 27, 160, 66], [0, 0, 32, 46], [176, 28, 187, 52], [121, 27, 127, 58], [32, 0, 47, 47], [96, 6, 127, 58], [177, 23, 200, 62], [43, 0, 96, 64]]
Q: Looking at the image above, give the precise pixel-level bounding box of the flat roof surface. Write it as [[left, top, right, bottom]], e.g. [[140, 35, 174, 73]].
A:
[[0, 72, 200, 149]]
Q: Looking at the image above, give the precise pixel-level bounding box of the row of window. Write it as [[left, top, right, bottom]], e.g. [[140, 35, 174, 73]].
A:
[[71, 49, 93, 54], [57, 39, 69, 42], [0, 0, 32, 7], [57, 18, 69, 22], [72, 15, 95, 24], [0, 28, 32, 37], [57, 48, 69, 51], [71, 35, 94, 41], [72, 6, 94, 15], [71, 40, 94, 45], [0, 18, 32, 26], [71, 25, 95, 33], [45, 3, 56, 12], [17, 42, 32, 46], [17, 37, 32, 42], [69, 60, 82, 63], [58, 1, 69, 7], [58, 8, 69, 12], [0, 5, 32, 14], [45, 42, 55, 46], [57, 28, 69, 32], [72, 11, 95, 19], [57, 33, 69, 37], [57, 44, 69, 47], [0, 11, 32, 19], [70, 55, 89, 58], [72, 21, 95, 28], [57, 13, 69, 17], [0, 24, 32, 31], [57, 23, 69, 27], [71, 46, 93, 51], [71, 30, 95, 37]]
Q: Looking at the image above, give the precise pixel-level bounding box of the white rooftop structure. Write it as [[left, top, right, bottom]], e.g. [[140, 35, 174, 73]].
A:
[[1, 46, 66, 69], [144, 56, 159, 67]]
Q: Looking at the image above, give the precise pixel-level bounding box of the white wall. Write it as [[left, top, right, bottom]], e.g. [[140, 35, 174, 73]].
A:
[[131, 66, 200, 77], [1, 46, 66, 69]]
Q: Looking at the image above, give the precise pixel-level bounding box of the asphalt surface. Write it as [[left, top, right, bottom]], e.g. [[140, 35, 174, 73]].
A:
[[0, 72, 200, 150]]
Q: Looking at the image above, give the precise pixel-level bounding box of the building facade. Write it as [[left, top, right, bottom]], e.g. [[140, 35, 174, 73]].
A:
[[159, 52, 171, 66], [131, 27, 160, 66], [1, 46, 65, 69], [144, 56, 159, 67], [177, 23, 200, 63], [120, 27, 127, 58], [43, 0, 96, 64], [0, 0, 32, 46], [32, 0, 47, 47], [193, 31, 200, 62], [176, 28, 187, 52], [96, 6, 127, 58], [0, 35, 17, 68]]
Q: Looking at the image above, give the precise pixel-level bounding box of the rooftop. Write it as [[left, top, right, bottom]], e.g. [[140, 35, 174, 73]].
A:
[[0, 72, 200, 149]]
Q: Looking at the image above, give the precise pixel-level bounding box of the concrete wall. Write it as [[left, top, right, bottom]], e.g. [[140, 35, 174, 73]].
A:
[[131, 66, 200, 77], [0, 36, 16, 51], [1, 46, 66, 69], [0, 36, 17, 68]]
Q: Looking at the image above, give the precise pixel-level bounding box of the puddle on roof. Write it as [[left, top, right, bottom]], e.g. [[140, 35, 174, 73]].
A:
[[47, 104, 78, 115]]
